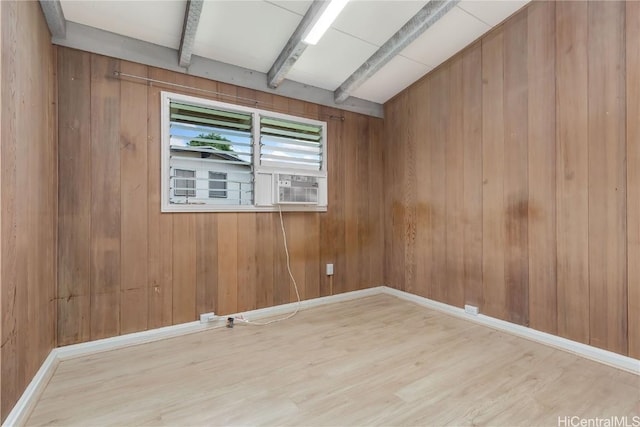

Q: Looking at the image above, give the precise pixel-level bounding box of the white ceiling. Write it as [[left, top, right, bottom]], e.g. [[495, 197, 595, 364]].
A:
[[60, 0, 529, 105]]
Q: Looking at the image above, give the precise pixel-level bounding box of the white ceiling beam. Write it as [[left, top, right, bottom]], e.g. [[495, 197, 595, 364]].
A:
[[334, 0, 459, 103], [178, 0, 204, 68], [267, 0, 331, 89], [39, 0, 66, 39]]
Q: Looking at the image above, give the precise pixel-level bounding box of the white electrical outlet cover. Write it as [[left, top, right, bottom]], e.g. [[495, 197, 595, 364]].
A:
[[464, 305, 479, 316], [199, 312, 215, 323]]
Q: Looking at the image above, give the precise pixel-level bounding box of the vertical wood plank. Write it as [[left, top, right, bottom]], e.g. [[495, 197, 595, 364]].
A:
[[413, 80, 432, 299], [446, 56, 465, 307], [56, 48, 91, 345], [355, 113, 371, 290], [587, 1, 627, 354], [403, 89, 417, 296], [18, 20, 31, 379], [90, 54, 121, 340], [303, 212, 321, 300], [462, 42, 483, 309], [627, 0, 640, 359], [430, 67, 448, 303], [119, 62, 149, 334], [482, 29, 507, 320], [1, 2, 20, 417], [256, 211, 274, 309], [172, 214, 196, 324], [34, 0, 58, 402], [503, 11, 529, 325], [0, 1, 4, 414], [287, 212, 307, 301], [217, 214, 238, 315], [527, 1, 557, 334], [237, 213, 257, 311], [368, 117, 385, 286], [384, 94, 407, 292], [344, 111, 360, 293], [195, 215, 217, 316], [43, 19, 57, 370], [555, 1, 590, 345], [147, 69, 173, 329], [272, 209, 286, 305], [15, 0, 33, 390], [332, 107, 347, 296]]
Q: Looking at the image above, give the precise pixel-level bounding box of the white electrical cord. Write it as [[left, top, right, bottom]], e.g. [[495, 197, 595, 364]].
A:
[[234, 205, 301, 326]]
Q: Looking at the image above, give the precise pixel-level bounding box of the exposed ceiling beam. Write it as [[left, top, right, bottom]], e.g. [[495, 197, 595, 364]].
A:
[[39, 0, 66, 39], [334, 0, 459, 103], [266, 0, 331, 89], [52, 22, 384, 118], [178, 0, 204, 68]]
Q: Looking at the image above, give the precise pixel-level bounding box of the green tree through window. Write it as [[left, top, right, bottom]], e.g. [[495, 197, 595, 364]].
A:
[[188, 132, 232, 151]]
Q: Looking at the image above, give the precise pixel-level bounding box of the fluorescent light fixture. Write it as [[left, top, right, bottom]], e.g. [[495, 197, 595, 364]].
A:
[[303, 0, 349, 45]]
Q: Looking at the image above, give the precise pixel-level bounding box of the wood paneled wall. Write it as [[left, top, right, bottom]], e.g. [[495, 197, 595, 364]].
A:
[[56, 47, 384, 346], [0, 0, 57, 421], [384, 1, 639, 358]]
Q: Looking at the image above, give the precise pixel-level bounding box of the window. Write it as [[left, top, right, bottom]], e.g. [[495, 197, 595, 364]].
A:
[[209, 171, 227, 199], [174, 169, 195, 197], [259, 116, 323, 171], [161, 92, 328, 212]]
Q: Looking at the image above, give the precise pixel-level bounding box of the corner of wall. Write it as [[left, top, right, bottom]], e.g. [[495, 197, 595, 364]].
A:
[[0, 0, 58, 422]]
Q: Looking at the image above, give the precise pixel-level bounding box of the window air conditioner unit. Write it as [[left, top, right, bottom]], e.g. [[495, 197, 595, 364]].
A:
[[275, 173, 320, 205]]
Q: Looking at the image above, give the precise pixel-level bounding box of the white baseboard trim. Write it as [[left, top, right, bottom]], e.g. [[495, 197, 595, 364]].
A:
[[381, 286, 640, 375], [234, 286, 385, 322], [4, 285, 637, 426], [53, 286, 384, 360], [56, 286, 385, 362], [2, 351, 58, 427]]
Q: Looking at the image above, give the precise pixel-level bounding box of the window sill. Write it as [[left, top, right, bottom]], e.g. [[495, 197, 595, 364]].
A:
[[161, 204, 328, 213]]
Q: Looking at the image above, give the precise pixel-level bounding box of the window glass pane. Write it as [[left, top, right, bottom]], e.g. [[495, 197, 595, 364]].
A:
[[174, 169, 195, 197], [260, 116, 323, 171], [209, 171, 227, 199], [169, 101, 254, 205]]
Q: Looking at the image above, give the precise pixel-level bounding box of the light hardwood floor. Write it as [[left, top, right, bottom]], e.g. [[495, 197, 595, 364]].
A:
[[27, 295, 639, 426]]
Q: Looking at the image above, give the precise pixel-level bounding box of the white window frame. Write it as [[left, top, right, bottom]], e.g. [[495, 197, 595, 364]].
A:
[[161, 91, 328, 213]]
